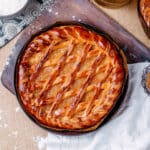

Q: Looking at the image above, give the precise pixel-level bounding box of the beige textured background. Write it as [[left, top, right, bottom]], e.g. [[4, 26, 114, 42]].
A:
[[0, 0, 149, 149]]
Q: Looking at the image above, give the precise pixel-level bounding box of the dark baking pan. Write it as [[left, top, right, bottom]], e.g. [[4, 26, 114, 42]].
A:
[[13, 21, 128, 132]]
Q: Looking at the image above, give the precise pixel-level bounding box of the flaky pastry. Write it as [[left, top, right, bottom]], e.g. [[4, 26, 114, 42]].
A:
[[16, 25, 127, 131]]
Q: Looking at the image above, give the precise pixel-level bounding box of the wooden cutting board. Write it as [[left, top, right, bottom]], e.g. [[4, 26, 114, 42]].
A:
[[1, 0, 150, 95]]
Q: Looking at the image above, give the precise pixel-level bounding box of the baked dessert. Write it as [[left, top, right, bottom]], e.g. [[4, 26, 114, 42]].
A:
[[142, 65, 150, 95], [139, 0, 150, 37], [146, 73, 150, 91], [16, 24, 127, 132]]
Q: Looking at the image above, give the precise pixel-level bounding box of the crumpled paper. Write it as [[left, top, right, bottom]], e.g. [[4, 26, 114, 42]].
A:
[[36, 62, 150, 150]]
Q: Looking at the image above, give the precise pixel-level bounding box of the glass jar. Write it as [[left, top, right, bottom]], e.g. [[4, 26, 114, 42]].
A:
[[93, 0, 131, 8]]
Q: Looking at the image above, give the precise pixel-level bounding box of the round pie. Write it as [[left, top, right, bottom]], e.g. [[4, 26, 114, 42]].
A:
[[16, 24, 127, 132], [139, 0, 150, 37]]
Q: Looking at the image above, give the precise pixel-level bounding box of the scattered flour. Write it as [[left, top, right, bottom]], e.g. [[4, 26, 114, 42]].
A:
[[15, 107, 21, 113], [48, 8, 52, 13], [5, 59, 9, 66], [71, 15, 82, 22], [14, 145, 18, 150], [0, 71, 2, 78], [0, 110, 8, 128], [33, 136, 46, 150], [72, 15, 76, 20], [4, 123, 8, 128], [55, 12, 58, 15], [8, 131, 18, 137]]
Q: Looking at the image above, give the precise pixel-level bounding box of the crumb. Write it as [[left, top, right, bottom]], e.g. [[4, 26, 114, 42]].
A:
[[9, 131, 18, 137], [4, 123, 8, 128], [0, 71, 2, 80], [72, 15, 76, 20], [48, 8, 52, 13], [55, 12, 58, 15], [5, 60, 9, 66], [78, 19, 82, 22], [15, 107, 21, 113]]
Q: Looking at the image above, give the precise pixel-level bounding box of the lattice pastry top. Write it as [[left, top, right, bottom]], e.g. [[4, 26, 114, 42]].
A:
[[140, 0, 150, 28], [17, 25, 127, 132]]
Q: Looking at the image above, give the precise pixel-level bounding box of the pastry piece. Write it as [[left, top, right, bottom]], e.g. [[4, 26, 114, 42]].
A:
[[146, 73, 150, 91], [138, 0, 150, 38], [16, 25, 127, 132], [142, 65, 150, 95]]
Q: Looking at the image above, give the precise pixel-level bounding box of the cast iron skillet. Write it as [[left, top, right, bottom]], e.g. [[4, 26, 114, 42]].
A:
[[14, 22, 128, 133]]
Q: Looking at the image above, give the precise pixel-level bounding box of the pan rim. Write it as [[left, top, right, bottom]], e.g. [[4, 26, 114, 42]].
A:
[[14, 21, 128, 133]]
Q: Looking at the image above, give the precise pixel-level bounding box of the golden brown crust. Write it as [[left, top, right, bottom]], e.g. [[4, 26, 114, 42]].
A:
[[140, 0, 150, 28], [17, 25, 126, 131], [146, 73, 150, 91]]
